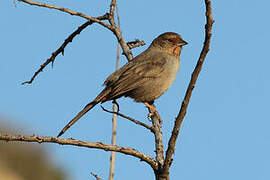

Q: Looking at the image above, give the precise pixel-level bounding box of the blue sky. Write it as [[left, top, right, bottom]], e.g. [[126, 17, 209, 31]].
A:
[[1, 0, 270, 179]]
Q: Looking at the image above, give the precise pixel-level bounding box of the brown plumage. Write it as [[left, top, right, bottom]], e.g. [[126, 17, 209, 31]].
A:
[[57, 32, 187, 137]]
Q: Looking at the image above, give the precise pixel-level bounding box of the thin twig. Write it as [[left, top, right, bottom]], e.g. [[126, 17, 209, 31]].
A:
[[21, 14, 109, 85], [109, 104, 117, 180], [90, 172, 102, 180], [163, 0, 214, 175], [18, 0, 111, 30], [101, 106, 154, 133], [109, 4, 121, 180], [0, 134, 158, 170]]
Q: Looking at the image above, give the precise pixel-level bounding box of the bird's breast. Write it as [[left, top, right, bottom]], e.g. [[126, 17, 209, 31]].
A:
[[160, 56, 179, 91]]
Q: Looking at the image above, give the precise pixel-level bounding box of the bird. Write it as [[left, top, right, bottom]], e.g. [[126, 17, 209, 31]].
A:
[[57, 32, 187, 137]]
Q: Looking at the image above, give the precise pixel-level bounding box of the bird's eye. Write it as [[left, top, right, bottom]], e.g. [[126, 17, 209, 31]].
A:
[[167, 39, 174, 43]]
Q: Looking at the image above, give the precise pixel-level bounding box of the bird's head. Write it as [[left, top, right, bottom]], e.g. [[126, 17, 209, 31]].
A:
[[150, 32, 188, 57]]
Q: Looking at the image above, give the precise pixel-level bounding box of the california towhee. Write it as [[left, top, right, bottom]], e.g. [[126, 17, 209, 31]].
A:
[[57, 32, 187, 137]]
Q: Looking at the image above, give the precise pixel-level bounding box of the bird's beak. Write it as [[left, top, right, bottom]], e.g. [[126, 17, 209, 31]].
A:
[[179, 40, 188, 46]]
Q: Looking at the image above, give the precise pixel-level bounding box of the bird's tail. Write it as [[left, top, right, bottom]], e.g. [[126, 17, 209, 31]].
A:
[[57, 101, 98, 137]]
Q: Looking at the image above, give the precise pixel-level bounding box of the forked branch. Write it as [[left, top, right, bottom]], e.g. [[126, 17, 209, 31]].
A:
[[19, 0, 141, 84]]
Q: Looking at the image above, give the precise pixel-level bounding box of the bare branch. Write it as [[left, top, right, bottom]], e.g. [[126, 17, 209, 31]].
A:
[[110, 29, 133, 61], [109, 103, 117, 180], [21, 14, 109, 85], [109, 0, 117, 21], [0, 134, 158, 170], [101, 106, 154, 133], [163, 0, 214, 174], [17, 0, 140, 84], [18, 0, 112, 30], [108, 0, 133, 61], [109, 4, 121, 179], [147, 105, 164, 167], [90, 172, 102, 180]]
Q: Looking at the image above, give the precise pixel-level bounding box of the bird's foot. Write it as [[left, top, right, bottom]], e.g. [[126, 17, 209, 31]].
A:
[[144, 102, 162, 124]]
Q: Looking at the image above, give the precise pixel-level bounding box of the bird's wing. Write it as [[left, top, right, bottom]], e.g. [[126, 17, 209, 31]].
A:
[[109, 56, 167, 99], [103, 50, 150, 86]]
